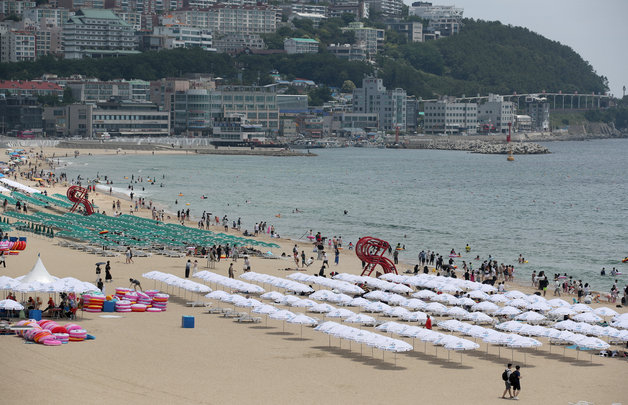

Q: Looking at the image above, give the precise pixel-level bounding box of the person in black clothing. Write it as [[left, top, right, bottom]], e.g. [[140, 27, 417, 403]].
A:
[[105, 261, 112, 282], [509, 365, 522, 399]]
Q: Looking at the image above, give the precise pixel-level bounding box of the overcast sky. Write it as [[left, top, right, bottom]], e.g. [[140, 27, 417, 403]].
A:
[[404, 0, 628, 97]]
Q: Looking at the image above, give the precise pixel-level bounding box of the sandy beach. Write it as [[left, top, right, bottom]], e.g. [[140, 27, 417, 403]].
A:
[[0, 147, 626, 405]]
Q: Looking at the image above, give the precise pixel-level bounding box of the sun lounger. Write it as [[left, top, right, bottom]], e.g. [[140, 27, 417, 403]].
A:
[[207, 307, 223, 314], [237, 314, 261, 323], [186, 301, 209, 308]]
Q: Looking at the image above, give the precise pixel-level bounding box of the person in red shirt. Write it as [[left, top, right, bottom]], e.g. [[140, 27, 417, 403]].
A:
[[425, 315, 432, 329]]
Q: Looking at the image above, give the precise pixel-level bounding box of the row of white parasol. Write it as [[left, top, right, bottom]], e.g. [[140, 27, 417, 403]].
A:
[[287, 273, 366, 295], [142, 271, 212, 297], [193, 270, 264, 294], [240, 272, 313, 294], [315, 321, 413, 365], [0, 274, 98, 294]]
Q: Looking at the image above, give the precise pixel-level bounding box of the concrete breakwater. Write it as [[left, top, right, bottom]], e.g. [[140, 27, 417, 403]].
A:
[[406, 139, 550, 154]]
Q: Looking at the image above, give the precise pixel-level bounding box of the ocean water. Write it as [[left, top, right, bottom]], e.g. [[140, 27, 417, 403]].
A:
[[58, 139, 628, 291]]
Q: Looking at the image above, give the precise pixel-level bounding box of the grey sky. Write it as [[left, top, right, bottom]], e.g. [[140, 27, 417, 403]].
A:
[[404, 0, 628, 97]]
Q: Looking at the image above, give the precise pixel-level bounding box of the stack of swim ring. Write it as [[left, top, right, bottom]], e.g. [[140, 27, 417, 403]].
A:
[[68, 329, 87, 342], [124, 292, 138, 304], [136, 292, 152, 306], [151, 293, 169, 311], [53, 333, 69, 344], [131, 303, 147, 312], [115, 287, 133, 300], [145, 290, 159, 298], [83, 294, 105, 313], [115, 300, 132, 312], [146, 307, 162, 313]]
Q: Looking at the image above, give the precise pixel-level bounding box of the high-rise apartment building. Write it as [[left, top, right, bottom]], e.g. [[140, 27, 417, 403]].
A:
[[352, 76, 407, 131], [63, 8, 138, 59]]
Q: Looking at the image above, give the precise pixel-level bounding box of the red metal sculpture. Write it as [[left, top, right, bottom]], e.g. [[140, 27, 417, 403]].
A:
[[67, 185, 94, 215], [356, 236, 397, 277]]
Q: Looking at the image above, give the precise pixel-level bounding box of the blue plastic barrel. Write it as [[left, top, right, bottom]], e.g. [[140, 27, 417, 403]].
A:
[[102, 301, 115, 313], [29, 309, 42, 321], [181, 315, 195, 328]]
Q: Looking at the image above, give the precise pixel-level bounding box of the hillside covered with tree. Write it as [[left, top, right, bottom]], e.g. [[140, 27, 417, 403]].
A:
[[0, 19, 609, 99]]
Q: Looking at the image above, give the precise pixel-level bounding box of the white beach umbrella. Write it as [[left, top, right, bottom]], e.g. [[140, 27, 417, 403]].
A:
[[496, 321, 525, 333], [364, 301, 392, 313], [326, 308, 356, 319], [465, 325, 490, 339], [525, 294, 547, 303], [479, 284, 498, 293], [390, 284, 413, 294], [515, 311, 547, 324], [308, 290, 335, 301], [413, 290, 437, 300], [383, 306, 411, 318], [570, 303, 593, 313], [402, 311, 428, 323], [611, 319, 628, 330], [572, 322, 594, 335], [471, 301, 499, 314], [546, 298, 571, 308], [235, 298, 262, 308], [488, 294, 509, 304], [506, 298, 529, 308], [504, 290, 527, 300], [291, 298, 318, 308], [364, 290, 391, 301], [446, 306, 471, 320], [527, 301, 552, 312], [433, 293, 458, 305], [455, 297, 476, 307], [269, 309, 296, 321], [468, 312, 494, 324], [468, 290, 490, 300], [437, 319, 465, 332], [548, 307, 576, 318], [387, 294, 409, 306], [278, 295, 302, 306], [260, 291, 285, 301], [424, 302, 449, 315], [348, 297, 371, 307], [494, 306, 522, 316], [344, 313, 377, 326], [437, 284, 461, 294], [594, 307, 619, 317], [376, 321, 405, 333], [554, 320, 579, 331], [309, 303, 336, 313], [252, 304, 278, 315], [573, 312, 603, 324], [333, 293, 354, 306], [205, 290, 231, 300], [444, 337, 480, 351], [0, 299, 24, 310], [287, 314, 319, 337], [577, 336, 610, 350], [404, 298, 426, 310]]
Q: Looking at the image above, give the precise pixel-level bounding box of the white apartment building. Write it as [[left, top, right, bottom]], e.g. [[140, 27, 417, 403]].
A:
[[153, 26, 212, 50], [342, 22, 384, 56], [364, 0, 403, 18], [352, 76, 407, 131], [8, 30, 36, 62], [410, 1, 463, 37], [283, 37, 318, 54], [0, 0, 36, 17], [423, 98, 478, 135], [477, 93, 514, 133], [171, 4, 279, 35], [63, 8, 138, 59], [23, 7, 70, 27]]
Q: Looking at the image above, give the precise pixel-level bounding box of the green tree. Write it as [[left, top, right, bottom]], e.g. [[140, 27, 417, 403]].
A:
[[341, 80, 356, 93], [308, 86, 332, 106]]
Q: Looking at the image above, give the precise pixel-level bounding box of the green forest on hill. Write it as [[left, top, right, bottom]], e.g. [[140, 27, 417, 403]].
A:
[[0, 19, 609, 99]]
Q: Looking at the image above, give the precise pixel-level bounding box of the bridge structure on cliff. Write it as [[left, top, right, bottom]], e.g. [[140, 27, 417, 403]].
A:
[[422, 92, 612, 111]]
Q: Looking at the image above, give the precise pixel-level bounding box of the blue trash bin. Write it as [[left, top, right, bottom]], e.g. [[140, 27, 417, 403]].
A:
[[29, 309, 42, 321], [102, 301, 115, 313], [181, 315, 195, 328]]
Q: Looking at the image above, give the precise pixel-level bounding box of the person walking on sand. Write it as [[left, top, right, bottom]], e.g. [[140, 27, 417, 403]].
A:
[[126, 247, 133, 264], [509, 365, 522, 400], [501, 363, 514, 399], [185, 259, 191, 278], [105, 261, 112, 283], [425, 315, 432, 329], [228, 263, 235, 279], [334, 248, 340, 265], [193, 260, 198, 275]]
